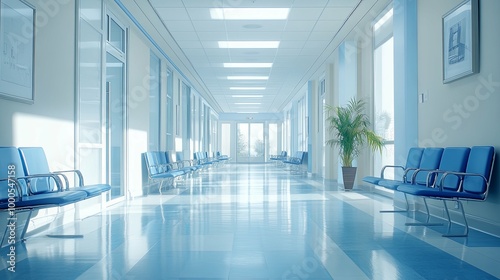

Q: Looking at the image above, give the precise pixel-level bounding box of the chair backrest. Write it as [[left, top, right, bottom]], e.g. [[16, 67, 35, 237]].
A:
[[144, 152, 160, 175], [194, 152, 201, 160], [292, 151, 306, 164], [176, 152, 184, 162], [0, 147, 29, 200], [413, 147, 444, 185], [436, 147, 470, 190], [404, 148, 425, 182], [18, 147, 57, 194], [153, 151, 169, 172], [164, 151, 174, 164], [462, 146, 495, 195], [281, 151, 287, 157]]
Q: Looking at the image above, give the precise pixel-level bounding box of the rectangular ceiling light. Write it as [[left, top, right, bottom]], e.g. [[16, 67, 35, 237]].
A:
[[235, 103, 261, 105], [227, 76, 269, 80], [232, 95, 264, 98], [223, 63, 273, 68], [210, 8, 290, 20], [230, 87, 266, 90], [218, 41, 280, 48]]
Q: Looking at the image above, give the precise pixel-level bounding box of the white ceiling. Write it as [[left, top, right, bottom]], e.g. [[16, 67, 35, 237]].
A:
[[148, 0, 362, 113]]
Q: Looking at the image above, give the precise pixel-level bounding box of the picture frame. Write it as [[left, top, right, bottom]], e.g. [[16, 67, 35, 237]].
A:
[[442, 0, 479, 84], [0, 0, 35, 103]]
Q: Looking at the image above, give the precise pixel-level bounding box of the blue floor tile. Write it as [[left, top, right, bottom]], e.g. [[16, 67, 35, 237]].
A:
[[1, 163, 500, 279]]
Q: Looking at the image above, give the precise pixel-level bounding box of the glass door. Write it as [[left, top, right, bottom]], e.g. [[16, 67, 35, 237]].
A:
[[237, 123, 264, 163], [105, 53, 125, 201], [105, 13, 126, 202]]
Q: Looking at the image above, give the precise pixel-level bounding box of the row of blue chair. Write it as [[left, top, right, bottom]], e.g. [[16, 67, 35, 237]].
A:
[[194, 151, 230, 167], [282, 151, 308, 174], [143, 151, 229, 194], [269, 151, 288, 166], [0, 146, 111, 243], [143, 151, 199, 193], [363, 146, 495, 237]]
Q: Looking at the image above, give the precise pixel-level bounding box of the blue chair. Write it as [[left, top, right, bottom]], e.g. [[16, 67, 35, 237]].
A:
[[398, 146, 494, 237], [399, 147, 470, 227], [283, 151, 307, 174], [0, 147, 88, 243], [215, 151, 230, 162], [270, 151, 287, 166], [143, 152, 176, 193], [18, 147, 111, 198], [194, 152, 213, 169], [366, 147, 442, 212], [165, 151, 192, 178], [176, 152, 202, 173], [363, 147, 424, 187]]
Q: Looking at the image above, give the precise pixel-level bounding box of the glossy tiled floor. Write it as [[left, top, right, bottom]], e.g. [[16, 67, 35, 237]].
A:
[[1, 163, 500, 279]]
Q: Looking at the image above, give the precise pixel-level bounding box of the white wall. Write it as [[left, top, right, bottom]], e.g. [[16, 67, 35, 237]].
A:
[[0, 0, 76, 167], [417, 0, 500, 234], [127, 29, 150, 198], [0, 0, 78, 232]]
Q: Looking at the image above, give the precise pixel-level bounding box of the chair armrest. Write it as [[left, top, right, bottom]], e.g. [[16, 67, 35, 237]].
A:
[[379, 165, 405, 179], [425, 170, 449, 188], [179, 160, 190, 166], [3, 173, 65, 196], [52, 169, 84, 189], [409, 168, 438, 184], [441, 171, 488, 192]]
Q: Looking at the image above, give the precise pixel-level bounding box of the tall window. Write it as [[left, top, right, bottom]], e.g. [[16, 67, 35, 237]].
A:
[[220, 123, 231, 157], [373, 6, 394, 178], [149, 52, 161, 151], [297, 97, 307, 151], [268, 123, 278, 158], [166, 69, 173, 150], [283, 110, 291, 153]]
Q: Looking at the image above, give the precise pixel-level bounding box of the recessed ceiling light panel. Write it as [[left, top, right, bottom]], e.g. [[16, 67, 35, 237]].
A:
[[218, 41, 280, 48], [210, 8, 290, 20], [232, 95, 264, 98], [223, 63, 273, 68], [230, 87, 266, 90], [227, 76, 269, 80]]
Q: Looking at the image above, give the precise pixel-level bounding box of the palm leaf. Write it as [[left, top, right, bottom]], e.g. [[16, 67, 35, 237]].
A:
[[325, 97, 384, 167]]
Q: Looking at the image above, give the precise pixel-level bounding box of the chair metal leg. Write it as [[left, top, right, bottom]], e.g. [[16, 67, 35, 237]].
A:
[[442, 200, 469, 237], [1, 210, 35, 245], [405, 198, 444, 226], [20, 210, 33, 241]]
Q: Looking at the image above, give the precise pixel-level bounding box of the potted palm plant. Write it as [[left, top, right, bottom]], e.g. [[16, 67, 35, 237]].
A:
[[325, 97, 384, 190]]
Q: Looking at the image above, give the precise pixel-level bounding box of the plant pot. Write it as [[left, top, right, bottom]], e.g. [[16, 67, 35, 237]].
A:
[[342, 166, 357, 191]]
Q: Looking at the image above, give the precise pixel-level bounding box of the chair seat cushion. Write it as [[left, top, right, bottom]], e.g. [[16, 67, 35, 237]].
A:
[[362, 176, 382, 185], [397, 184, 484, 200], [171, 170, 185, 177], [76, 184, 111, 197], [378, 179, 404, 190], [151, 173, 175, 179], [0, 191, 87, 209]]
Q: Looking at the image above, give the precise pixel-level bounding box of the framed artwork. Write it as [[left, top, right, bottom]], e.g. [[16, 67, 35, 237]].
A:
[[0, 0, 35, 103], [442, 0, 479, 84]]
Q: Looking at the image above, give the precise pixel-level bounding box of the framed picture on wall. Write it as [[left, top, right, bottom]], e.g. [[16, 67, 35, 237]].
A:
[[442, 0, 479, 84], [0, 0, 35, 103]]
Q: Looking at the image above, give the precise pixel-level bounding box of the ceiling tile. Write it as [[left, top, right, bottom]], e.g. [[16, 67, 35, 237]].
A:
[[164, 20, 195, 32], [288, 8, 324, 20], [155, 8, 190, 21], [148, 0, 366, 113], [320, 7, 356, 21]]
